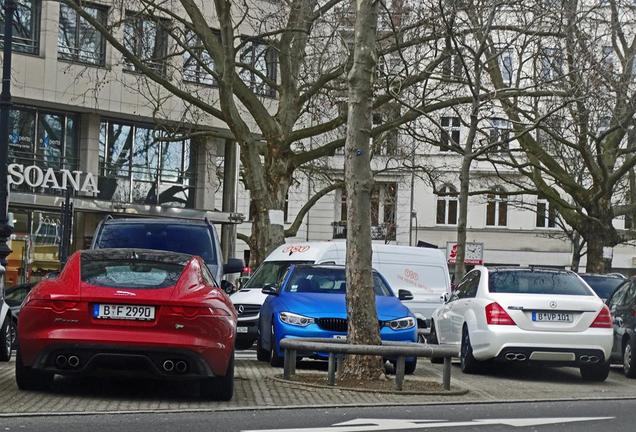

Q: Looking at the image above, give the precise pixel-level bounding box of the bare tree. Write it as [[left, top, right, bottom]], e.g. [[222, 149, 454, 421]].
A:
[[340, 0, 383, 382], [473, 0, 636, 272]]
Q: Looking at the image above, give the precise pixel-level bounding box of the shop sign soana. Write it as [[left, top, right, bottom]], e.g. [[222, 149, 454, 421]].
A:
[[7, 163, 100, 193]]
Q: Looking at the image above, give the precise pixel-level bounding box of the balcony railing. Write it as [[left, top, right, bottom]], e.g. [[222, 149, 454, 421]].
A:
[[332, 221, 396, 241]]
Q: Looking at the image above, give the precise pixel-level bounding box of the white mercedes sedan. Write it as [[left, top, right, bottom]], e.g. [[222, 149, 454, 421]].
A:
[[430, 267, 613, 381]]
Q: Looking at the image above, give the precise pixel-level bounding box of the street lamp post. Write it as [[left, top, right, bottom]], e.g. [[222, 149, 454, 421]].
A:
[[0, 0, 16, 283]]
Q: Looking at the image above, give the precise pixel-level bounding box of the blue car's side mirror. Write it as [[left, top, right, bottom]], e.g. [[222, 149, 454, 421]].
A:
[[262, 283, 279, 296]]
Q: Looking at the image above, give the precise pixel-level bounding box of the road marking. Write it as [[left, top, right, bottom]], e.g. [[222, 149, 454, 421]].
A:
[[242, 416, 614, 432]]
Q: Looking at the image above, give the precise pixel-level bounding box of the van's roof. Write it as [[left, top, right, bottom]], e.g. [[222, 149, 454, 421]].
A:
[[265, 241, 445, 262]]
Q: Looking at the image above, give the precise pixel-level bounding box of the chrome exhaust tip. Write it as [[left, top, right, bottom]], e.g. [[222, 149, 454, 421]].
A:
[[175, 360, 188, 373], [162, 360, 175, 372], [55, 355, 68, 368], [505, 353, 526, 361], [589, 356, 599, 363], [68, 355, 80, 368], [580, 355, 590, 363]]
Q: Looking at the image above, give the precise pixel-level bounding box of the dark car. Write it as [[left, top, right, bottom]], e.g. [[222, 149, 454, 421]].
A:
[[4, 283, 36, 350], [607, 278, 636, 377], [579, 273, 627, 301], [91, 217, 244, 283]]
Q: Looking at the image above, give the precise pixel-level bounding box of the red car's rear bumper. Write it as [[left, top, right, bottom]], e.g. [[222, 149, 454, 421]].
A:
[[19, 320, 235, 378]]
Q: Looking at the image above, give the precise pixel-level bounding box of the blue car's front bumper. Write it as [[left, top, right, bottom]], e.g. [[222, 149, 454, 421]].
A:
[[273, 320, 417, 360]]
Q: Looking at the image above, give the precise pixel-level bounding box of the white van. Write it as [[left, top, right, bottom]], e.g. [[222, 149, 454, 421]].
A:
[[230, 241, 451, 348]]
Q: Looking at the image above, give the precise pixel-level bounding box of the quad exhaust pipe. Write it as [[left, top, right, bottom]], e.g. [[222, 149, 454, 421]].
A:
[[55, 355, 68, 368], [162, 359, 188, 373], [580, 355, 600, 364], [55, 354, 80, 369], [175, 361, 188, 373], [504, 352, 527, 361], [162, 360, 175, 372]]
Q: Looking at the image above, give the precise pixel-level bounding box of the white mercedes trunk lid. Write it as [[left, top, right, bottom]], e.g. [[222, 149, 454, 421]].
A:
[[488, 293, 604, 333]]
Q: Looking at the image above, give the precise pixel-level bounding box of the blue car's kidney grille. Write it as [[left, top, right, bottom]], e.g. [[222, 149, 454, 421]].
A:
[[316, 318, 348, 332], [316, 318, 384, 333]]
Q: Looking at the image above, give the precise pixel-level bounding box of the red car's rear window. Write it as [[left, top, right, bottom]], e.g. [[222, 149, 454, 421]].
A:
[[81, 259, 185, 289]]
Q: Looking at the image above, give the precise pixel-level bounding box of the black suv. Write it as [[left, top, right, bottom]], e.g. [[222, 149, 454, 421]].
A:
[[607, 278, 636, 377], [91, 217, 243, 283]]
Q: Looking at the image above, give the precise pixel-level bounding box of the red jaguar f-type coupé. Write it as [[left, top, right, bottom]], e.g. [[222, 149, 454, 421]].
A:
[[16, 248, 237, 400]]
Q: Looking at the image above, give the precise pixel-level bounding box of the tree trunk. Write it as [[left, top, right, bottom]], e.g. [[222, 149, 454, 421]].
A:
[[570, 231, 583, 272], [241, 143, 290, 267], [453, 154, 471, 282], [585, 234, 605, 273], [339, 0, 383, 382]]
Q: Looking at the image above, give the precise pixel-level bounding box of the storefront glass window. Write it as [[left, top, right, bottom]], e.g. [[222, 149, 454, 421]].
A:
[[6, 208, 62, 287], [37, 113, 64, 168], [99, 120, 196, 208], [9, 109, 35, 158], [132, 127, 160, 181], [161, 139, 183, 183]]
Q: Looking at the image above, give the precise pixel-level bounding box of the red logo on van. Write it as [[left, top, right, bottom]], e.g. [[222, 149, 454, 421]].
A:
[[282, 245, 310, 254]]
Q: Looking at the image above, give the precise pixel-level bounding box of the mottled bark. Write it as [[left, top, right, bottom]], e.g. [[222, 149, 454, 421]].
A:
[[339, 0, 383, 382]]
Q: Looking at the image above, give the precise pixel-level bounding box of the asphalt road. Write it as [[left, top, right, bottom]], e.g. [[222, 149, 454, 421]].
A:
[[0, 399, 632, 432]]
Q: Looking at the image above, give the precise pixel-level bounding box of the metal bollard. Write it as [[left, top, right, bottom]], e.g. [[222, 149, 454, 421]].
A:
[[443, 355, 451, 390], [395, 356, 405, 391], [327, 353, 336, 386], [283, 349, 296, 379]]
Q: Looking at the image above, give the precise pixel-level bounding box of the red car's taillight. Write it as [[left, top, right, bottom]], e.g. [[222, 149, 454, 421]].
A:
[[485, 302, 516, 325], [166, 306, 229, 317], [591, 305, 613, 328], [27, 299, 78, 312]]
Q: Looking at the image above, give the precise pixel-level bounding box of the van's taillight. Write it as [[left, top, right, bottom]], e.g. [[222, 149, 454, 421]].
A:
[[27, 299, 78, 312], [485, 302, 516, 325], [591, 305, 613, 328]]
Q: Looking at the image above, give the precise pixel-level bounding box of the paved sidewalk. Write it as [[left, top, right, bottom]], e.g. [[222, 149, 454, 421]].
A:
[[1, 355, 635, 416]]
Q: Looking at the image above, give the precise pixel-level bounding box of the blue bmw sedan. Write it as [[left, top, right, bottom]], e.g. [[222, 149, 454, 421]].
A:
[[256, 264, 418, 373]]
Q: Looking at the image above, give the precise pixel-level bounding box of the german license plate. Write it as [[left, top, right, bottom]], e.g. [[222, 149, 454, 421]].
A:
[[93, 304, 155, 321], [237, 326, 248, 333], [531, 311, 573, 322]]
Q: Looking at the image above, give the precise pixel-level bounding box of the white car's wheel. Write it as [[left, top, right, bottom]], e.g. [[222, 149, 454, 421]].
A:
[[460, 327, 483, 374]]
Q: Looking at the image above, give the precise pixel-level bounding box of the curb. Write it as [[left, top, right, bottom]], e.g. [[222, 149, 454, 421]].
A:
[[2, 396, 636, 418], [269, 375, 469, 396]]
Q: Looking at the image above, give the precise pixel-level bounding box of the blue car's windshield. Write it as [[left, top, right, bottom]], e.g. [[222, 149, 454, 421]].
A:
[[96, 223, 216, 263], [285, 267, 393, 296]]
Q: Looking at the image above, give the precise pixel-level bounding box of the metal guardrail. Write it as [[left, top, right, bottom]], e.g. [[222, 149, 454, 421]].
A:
[[279, 337, 458, 391]]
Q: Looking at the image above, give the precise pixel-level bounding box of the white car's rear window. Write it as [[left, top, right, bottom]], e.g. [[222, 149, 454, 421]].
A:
[[489, 271, 593, 296]]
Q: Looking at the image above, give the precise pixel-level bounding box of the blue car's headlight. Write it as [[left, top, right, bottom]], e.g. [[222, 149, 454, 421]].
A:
[[280, 312, 315, 327], [385, 317, 416, 330]]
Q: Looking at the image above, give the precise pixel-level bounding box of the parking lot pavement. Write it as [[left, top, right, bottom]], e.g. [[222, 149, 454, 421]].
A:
[[1, 351, 636, 416]]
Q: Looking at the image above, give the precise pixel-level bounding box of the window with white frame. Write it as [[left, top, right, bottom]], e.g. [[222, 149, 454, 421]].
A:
[[601, 45, 614, 70], [440, 116, 460, 151], [123, 12, 169, 74], [486, 187, 508, 226], [183, 30, 217, 85], [498, 48, 513, 85], [540, 47, 562, 81], [58, 2, 107, 65], [239, 39, 278, 97], [442, 51, 462, 80], [0, 0, 40, 54], [537, 116, 563, 154], [489, 117, 511, 149], [436, 185, 458, 225], [536, 194, 557, 228]]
